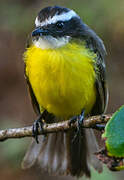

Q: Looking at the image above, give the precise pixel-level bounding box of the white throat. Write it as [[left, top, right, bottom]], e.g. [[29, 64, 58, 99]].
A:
[[33, 36, 70, 49]]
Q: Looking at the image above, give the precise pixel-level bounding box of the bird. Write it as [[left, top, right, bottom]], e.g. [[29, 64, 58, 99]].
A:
[[22, 5, 108, 178]]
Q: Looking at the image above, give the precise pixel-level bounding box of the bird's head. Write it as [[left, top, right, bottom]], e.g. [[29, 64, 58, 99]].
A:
[[32, 6, 84, 49]]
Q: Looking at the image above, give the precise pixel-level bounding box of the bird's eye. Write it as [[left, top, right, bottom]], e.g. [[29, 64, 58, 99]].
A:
[[56, 22, 64, 29]]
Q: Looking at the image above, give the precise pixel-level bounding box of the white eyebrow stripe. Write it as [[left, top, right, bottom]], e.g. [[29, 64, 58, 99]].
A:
[[35, 10, 78, 27]]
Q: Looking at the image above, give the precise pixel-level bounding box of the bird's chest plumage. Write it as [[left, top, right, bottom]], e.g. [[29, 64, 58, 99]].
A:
[[24, 43, 97, 118]]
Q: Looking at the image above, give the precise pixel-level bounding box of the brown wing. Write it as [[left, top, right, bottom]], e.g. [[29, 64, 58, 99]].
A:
[[92, 59, 108, 115], [81, 24, 108, 115], [25, 72, 40, 115], [24, 33, 41, 115], [93, 44, 108, 115], [91, 49, 108, 115]]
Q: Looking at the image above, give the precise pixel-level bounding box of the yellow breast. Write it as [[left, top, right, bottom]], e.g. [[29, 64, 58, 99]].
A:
[[24, 42, 97, 118]]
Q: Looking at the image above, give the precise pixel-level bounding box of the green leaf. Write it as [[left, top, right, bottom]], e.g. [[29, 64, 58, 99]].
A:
[[102, 105, 124, 157]]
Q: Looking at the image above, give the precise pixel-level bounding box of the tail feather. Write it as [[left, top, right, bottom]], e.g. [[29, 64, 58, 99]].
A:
[[21, 135, 47, 169], [67, 129, 90, 177], [22, 129, 102, 177], [38, 133, 66, 174], [86, 129, 103, 173]]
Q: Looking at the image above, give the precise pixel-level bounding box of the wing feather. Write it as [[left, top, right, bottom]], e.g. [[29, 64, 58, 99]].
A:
[[80, 24, 108, 114]]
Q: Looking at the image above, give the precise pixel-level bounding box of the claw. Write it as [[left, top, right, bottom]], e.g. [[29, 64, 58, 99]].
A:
[[32, 113, 45, 143], [77, 110, 84, 131], [68, 115, 77, 126], [70, 110, 85, 143]]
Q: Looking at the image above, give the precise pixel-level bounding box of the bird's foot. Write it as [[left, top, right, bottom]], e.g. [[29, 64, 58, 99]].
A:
[[32, 113, 45, 144], [68, 115, 78, 126], [69, 110, 85, 142]]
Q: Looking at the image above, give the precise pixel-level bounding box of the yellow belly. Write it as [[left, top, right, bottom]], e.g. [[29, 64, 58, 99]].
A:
[[24, 42, 97, 118]]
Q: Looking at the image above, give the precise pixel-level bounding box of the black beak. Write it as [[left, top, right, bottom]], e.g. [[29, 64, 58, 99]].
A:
[[32, 27, 48, 37]]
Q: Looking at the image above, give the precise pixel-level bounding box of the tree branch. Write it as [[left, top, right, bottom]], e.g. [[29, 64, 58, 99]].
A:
[[0, 114, 112, 141]]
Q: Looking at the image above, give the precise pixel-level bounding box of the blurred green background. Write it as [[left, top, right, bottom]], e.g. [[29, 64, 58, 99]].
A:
[[0, 0, 124, 179]]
